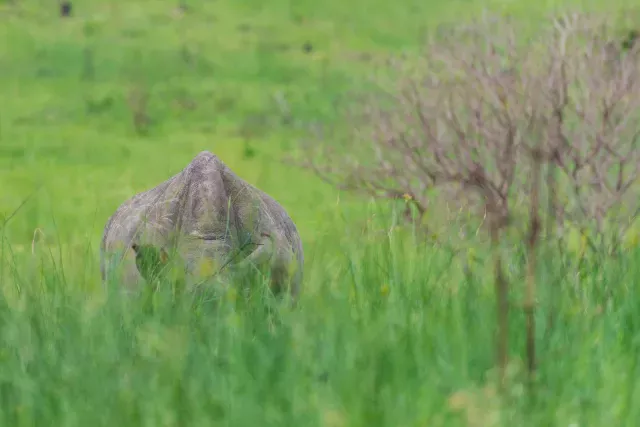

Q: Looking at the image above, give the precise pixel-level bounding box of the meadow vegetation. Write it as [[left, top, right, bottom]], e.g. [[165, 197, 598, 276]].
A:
[[2, 1, 640, 426]]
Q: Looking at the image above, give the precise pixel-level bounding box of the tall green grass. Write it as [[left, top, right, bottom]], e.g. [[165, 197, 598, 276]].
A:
[[1, 210, 640, 426]]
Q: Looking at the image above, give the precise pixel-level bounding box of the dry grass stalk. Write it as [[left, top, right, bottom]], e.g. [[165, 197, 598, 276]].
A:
[[127, 85, 151, 135]]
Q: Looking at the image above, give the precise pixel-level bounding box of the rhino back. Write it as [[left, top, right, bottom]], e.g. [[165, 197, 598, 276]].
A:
[[175, 151, 239, 243]]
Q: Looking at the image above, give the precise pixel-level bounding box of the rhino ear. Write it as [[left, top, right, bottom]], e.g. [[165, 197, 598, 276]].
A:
[[159, 247, 169, 264], [131, 243, 170, 282], [233, 232, 274, 270], [131, 243, 168, 258]]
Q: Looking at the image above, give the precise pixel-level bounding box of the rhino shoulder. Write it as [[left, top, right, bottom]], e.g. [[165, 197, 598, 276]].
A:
[[102, 178, 177, 247]]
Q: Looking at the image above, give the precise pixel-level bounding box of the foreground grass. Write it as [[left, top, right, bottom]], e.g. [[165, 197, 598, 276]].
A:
[[2, 219, 640, 426]]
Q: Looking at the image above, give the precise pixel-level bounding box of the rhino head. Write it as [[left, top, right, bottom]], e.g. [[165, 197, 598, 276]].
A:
[[100, 151, 304, 300]]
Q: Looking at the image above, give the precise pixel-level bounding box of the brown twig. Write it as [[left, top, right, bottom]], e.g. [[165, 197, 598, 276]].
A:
[[525, 149, 542, 385]]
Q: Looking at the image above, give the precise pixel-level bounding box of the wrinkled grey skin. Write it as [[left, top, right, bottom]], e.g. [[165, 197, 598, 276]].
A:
[[100, 151, 304, 299]]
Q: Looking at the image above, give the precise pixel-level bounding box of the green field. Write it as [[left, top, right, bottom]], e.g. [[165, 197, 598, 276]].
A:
[[2, 0, 640, 425]]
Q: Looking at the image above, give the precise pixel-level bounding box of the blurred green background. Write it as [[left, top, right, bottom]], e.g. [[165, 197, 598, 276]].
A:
[[3, 0, 636, 273]]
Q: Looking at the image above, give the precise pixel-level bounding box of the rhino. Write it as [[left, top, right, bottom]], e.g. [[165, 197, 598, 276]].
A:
[[100, 151, 304, 300]]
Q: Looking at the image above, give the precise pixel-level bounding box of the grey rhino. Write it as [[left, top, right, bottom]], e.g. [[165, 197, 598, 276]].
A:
[[100, 151, 304, 299]]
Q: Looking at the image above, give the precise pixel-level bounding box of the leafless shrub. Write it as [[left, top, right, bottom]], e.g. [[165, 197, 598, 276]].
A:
[[292, 11, 640, 387], [296, 11, 640, 249], [542, 14, 640, 254]]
